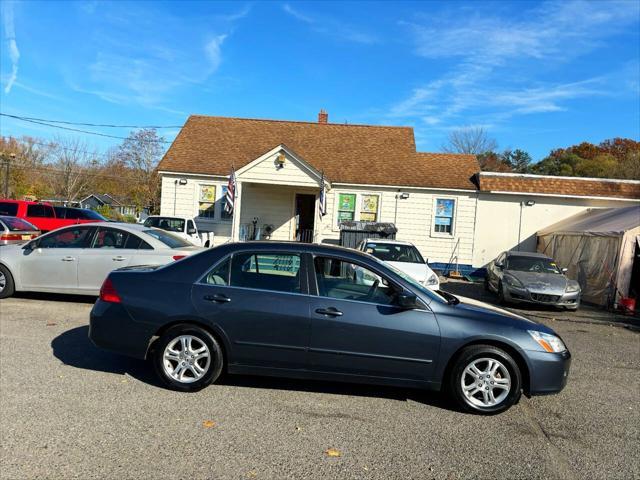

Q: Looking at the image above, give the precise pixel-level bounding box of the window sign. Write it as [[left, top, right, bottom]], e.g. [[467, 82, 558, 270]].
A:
[[337, 193, 356, 224], [198, 185, 216, 218], [434, 199, 455, 234], [360, 194, 379, 222]]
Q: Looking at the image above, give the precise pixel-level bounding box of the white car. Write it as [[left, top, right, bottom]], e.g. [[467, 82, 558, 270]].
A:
[[143, 216, 215, 247], [0, 222, 204, 298], [355, 239, 440, 290]]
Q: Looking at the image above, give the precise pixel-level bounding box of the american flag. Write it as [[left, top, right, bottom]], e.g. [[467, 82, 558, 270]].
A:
[[319, 171, 326, 216], [224, 168, 236, 215]]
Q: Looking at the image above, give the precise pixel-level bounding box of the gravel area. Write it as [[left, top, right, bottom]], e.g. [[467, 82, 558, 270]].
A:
[[1, 290, 638, 479]]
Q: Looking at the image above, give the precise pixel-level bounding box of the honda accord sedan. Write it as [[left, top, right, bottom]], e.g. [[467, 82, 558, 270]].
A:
[[89, 242, 571, 414]]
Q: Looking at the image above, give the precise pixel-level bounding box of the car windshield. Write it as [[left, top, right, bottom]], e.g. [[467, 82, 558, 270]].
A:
[[79, 209, 108, 220], [142, 229, 191, 248], [506, 256, 561, 274], [364, 243, 425, 263], [144, 217, 185, 233], [0, 216, 37, 231], [0, 202, 18, 216], [367, 255, 450, 304]]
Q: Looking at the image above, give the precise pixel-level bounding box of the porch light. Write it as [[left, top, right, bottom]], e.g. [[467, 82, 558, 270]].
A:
[[178, 178, 188, 185], [275, 153, 286, 169]]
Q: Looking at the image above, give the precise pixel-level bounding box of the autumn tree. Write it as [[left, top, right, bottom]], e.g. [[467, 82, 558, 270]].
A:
[[49, 138, 97, 202], [0, 136, 53, 198], [114, 128, 166, 213]]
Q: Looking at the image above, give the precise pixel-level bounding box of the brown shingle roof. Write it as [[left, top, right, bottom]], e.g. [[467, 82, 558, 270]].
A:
[[479, 173, 640, 199], [158, 115, 479, 189]]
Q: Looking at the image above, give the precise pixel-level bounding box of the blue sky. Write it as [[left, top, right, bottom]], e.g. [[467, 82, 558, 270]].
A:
[[1, 0, 638, 161]]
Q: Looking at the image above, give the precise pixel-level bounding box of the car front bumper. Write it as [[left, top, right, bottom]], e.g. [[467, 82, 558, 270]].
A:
[[504, 285, 580, 308], [526, 349, 572, 396], [89, 300, 155, 359]]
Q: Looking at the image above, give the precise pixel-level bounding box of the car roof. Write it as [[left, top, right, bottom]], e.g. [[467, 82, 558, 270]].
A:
[[223, 241, 376, 259], [505, 251, 551, 259], [362, 238, 414, 246]]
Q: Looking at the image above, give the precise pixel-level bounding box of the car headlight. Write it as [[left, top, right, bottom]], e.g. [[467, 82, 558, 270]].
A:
[[565, 282, 580, 293], [503, 274, 524, 289], [528, 330, 567, 353], [423, 273, 439, 286]]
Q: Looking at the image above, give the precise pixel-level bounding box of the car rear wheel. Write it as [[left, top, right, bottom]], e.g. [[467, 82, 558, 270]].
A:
[[449, 345, 522, 414], [152, 324, 224, 391], [0, 265, 15, 299]]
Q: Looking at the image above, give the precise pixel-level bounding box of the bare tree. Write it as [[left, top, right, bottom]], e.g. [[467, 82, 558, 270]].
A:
[[443, 127, 498, 155], [50, 138, 95, 202]]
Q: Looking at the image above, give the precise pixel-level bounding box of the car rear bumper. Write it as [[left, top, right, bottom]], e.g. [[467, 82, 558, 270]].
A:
[[526, 349, 571, 396], [504, 286, 580, 308], [89, 300, 155, 359]]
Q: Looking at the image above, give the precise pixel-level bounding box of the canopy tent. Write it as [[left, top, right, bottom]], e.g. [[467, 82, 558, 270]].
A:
[[537, 206, 640, 307]]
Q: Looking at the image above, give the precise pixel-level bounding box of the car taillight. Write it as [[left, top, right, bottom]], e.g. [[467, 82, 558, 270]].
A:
[[172, 255, 186, 261], [0, 234, 22, 241], [99, 277, 121, 303]]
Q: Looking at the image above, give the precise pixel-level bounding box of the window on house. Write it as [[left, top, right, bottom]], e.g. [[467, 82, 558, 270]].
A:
[[336, 193, 356, 225], [198, 185, 216, 218], [360, 194, 379, 222], [434, 199, 455, 234]]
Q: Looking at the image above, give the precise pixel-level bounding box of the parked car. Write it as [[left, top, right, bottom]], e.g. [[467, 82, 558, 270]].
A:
[[143, 215, 215, 247], [354, 239, 440, 290], [0, 216, 40, 245], [0, 222, 203, 298], [89, 241, 571, 414], [485, 251, 581, 310], [0, 199, 105, 233], [54, 206, 109, 222]]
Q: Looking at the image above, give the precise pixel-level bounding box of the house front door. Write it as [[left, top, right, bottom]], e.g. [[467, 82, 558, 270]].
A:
[[295, 194, 315, 243]]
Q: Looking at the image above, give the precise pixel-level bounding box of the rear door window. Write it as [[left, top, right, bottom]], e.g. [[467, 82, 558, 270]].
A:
[[0, 202, 18, 216], [92, 227, 129, 249], [27, 204, 55, 218], [230, 252, 301, 293], [38, 227, 94, 248]]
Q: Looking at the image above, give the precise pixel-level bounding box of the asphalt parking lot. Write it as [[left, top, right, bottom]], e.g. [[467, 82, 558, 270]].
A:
[[1, 286, 639, 480]]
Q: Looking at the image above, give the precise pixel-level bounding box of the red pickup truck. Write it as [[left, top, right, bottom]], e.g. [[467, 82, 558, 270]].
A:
[[0, 200, 105, 233]]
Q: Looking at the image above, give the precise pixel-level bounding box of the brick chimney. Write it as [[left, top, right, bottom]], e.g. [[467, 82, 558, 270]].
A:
[[318, 109, 328, 124]]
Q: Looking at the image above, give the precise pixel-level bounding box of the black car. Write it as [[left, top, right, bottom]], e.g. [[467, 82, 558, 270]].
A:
[[89, 242, 571, 414]]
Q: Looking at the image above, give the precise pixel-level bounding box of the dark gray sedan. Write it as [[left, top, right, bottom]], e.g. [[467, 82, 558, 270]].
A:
[[89, 242, 571, 414], [485, 251, 581, 310]]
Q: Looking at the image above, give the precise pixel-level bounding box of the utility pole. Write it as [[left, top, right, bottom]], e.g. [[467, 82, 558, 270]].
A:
[[1, 152, 15, 198]]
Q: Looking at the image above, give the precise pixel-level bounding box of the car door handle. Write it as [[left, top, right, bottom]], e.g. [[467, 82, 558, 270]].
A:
[[61, 256, 75, 262], [203, 294, 231, 303], [112, 256, 127, 261], [315, 308, 343, 317]]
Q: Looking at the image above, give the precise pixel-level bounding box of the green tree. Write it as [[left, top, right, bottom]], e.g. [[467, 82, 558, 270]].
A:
[[503, 149, 532, 173]]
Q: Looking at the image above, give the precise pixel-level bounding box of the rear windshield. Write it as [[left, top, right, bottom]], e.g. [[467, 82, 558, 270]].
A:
[[63, 208, 107, 220], [144, 217, 185, 233], [0, 216, 37, 231], [364, 243, 425, 263], [0, 202, 18, 216], [142, 229, 191, 249]]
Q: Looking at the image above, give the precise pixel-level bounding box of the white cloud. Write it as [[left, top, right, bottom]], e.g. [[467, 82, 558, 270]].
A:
[[282, 3, 378, 45], [390, 0, 639, 131], [204, 35, 227, 73], [1, 0, 19, 94]]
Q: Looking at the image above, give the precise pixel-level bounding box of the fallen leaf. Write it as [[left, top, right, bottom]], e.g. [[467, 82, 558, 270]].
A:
[[325, 448, 341, 457], [46, 322, 57, 326], [202, 420, 216, 428], [120, 379, 128, 383], [246, 470, 257, 478]]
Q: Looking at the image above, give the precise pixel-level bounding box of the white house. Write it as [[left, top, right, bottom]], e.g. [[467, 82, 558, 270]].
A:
[[157, 112, 640, 275]]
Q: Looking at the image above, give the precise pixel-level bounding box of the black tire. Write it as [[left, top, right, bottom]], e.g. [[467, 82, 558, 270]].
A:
[[0, 264, 15, 299], [152, 324, 224, 392], [448, 345, 522, 415]]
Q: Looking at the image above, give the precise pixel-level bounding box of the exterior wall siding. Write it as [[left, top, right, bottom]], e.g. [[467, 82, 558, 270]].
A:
[[473, 193, 640, 268], [239, 151, 320, 187], [239, 184, 295, 241]]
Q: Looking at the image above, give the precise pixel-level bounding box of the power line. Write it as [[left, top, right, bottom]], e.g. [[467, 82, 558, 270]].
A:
[[1, 114, 183, 129], [0, 113, 172, 143]]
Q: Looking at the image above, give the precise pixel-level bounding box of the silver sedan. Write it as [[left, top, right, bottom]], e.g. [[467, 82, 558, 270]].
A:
[[0, 222, 204, 298]]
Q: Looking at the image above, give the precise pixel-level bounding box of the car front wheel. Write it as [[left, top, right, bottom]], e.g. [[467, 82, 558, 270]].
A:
[[449, 345, 522, 414], [0, 264, 15, 299], [152, 324, 224, 391]]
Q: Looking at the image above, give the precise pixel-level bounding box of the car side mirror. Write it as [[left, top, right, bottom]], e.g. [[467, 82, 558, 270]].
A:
[[495, 263, 503, 270], [398, 292, 420, 310], [23, 241, 35, 251], [187, 228, 197, 235]]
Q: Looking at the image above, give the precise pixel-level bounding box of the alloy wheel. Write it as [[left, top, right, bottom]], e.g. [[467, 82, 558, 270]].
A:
[[460, 357, 511, 408], [0, 271, 5, 292], [162, 335, 211, 383]]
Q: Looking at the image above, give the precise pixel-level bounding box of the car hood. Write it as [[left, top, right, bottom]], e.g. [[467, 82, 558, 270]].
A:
[[386, 261, 434, 282], [505, 270, 567, 292]]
